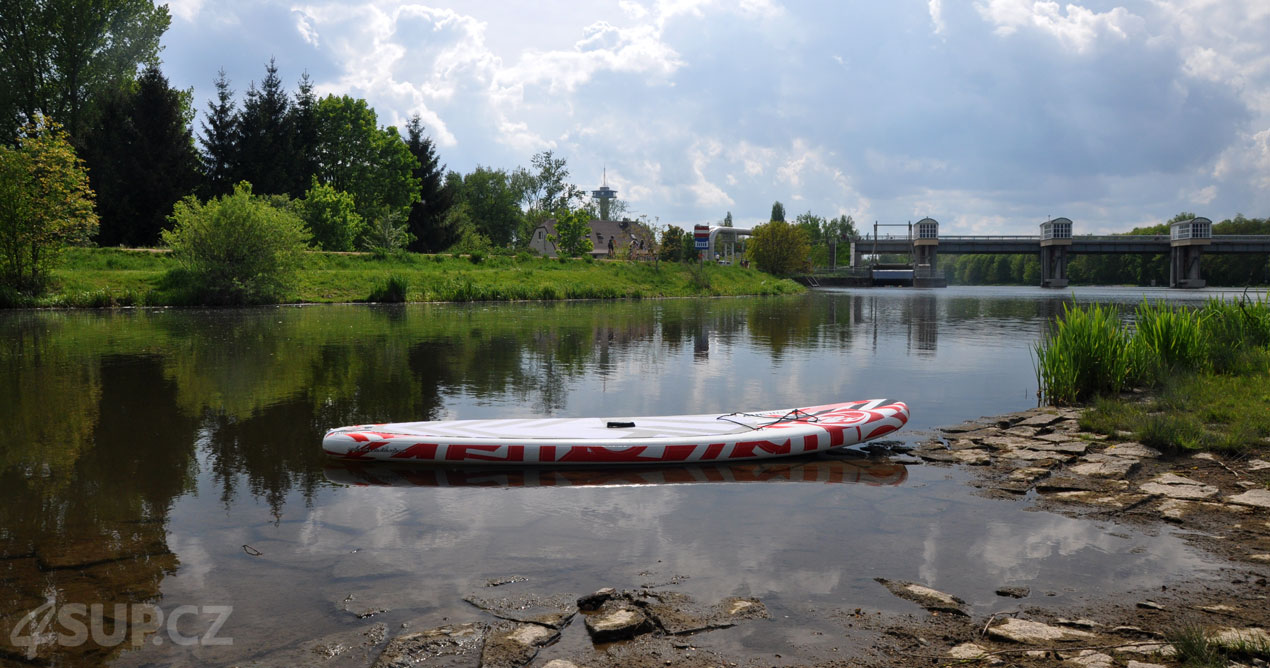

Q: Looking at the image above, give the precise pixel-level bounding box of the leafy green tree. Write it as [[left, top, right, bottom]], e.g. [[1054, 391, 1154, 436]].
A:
[[403, 114, 455, 252], [0, 0, 171, 140], [81, 64, 199, 246], [794, 211, 825, 245], [550, 208, 594, 258], [296, 179, 363, 251], [519, 150, 583, 216], [448, 166, 524, 247], [313, 95, 420, 220], [198, 69, 238, 197], [770, 201, 786, 223], [0, 119, 98, 293], [162, 182, 309, 304], [658, 226, 686, 262], [826, 214, 858, 241], [746, 220, 809, 276], [236, 59, 293, 196], [722, 211, 733, 227]]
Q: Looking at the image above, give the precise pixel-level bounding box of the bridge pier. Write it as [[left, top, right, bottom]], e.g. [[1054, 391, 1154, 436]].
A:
[[1039, 218, 1072, 288], [1169, 217, 1212, 288]]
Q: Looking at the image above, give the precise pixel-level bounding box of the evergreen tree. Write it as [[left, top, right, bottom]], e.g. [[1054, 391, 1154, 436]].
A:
[[770, 201, 785, 222], [236, 58, 293, 195], [722, 211, 733, 227], [403, 114, 455, 252], [82, 65, 199, 246], [199, 69, 238, 197], [288, 71, 319, 198]]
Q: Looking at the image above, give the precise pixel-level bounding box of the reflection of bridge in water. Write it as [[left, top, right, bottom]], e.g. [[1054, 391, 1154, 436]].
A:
[[832, 217, 1270, 289]]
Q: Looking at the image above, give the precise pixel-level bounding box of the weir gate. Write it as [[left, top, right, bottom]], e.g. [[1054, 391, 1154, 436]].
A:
[[833, 217, 1270, 289]]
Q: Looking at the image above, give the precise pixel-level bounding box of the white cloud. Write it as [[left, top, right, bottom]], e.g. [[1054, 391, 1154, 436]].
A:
[[165, 0, 205, 22], [974, 1, 1143, 53], [928, 0, 946, 35]]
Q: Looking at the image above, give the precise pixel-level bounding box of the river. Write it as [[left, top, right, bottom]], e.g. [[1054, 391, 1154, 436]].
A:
[[1, 286, 1262, 665]]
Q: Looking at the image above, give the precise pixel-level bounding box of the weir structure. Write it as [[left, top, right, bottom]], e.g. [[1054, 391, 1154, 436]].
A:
[[847, 216, 1270, 289]]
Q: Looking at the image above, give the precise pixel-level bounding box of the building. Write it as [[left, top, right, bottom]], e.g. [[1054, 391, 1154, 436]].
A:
[[528, 218, 655, 259]]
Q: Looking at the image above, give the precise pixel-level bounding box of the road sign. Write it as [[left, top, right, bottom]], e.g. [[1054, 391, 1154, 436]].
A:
[[694, 225, 709, 250]]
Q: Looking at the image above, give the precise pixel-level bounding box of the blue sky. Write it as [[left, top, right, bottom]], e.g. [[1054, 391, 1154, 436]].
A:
[[159, 0, 1270, 234]]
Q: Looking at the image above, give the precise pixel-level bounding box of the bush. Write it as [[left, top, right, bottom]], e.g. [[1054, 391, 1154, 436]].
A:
[[161, 182, 310, 305], [746, 220, 810, 276], [297, 180, 364, 251], [1034, 301, 1132, 405], [368, 274, 409, 302]]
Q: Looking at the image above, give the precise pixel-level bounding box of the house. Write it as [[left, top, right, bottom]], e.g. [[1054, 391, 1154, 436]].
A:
[[528, 218, 656, 259]]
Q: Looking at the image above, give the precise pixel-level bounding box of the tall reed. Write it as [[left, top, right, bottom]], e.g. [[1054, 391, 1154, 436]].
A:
[[1129, 299, 1206, 384], [1034, 301, 1132, 405]]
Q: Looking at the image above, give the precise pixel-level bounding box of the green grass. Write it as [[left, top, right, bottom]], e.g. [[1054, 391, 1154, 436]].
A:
[[1034, 301, 1132, 405], [1169, 625, 1270, 667], [17, 248, 803, 307], [1078, 370, 1270, 455]]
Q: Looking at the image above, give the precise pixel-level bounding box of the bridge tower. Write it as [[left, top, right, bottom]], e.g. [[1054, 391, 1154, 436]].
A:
[[1170, 217, 1211, 288], [1040, 218, 1073, 288], [913, 218, 939, 272]]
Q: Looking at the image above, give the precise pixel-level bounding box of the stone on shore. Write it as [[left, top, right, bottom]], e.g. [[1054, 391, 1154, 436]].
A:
[[1227, 489, 1270, 509], [1069, 457, 1138, 478], [987, 618, 1095, 643], [463, 593, 575, 628], [1062, 649, 1113, 667], [995, 586, 1030, 598], [948, 642, 999, 662], [584, 602, 654, 643], [480, 622, 558, 668], [374, 622, 486, 668], [1138, 474, 1219, 500], [875, 579, 967, 615]]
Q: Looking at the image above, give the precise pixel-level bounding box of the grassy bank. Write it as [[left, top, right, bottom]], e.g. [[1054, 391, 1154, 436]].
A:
[[3, 247, 803, 307], [1035, 295, 1270, 455]]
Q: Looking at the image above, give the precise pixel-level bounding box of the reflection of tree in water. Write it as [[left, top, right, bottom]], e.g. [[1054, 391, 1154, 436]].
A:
[[0, 345, 196, 664]]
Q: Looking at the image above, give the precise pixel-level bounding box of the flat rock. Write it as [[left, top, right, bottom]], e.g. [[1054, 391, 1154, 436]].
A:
[[914, 449, 965, 464], [1016, 412, 1065, 428], [875, 579, 966, 615], [1125, 661, 1168, 668], [1227, 489, 1270, 509], [948, 642, 997, 661], [577, 588, 618, 611], [374, 622, 486, 668], [996, 586, 1030, 598], [1246, 459, 1270, 471], [1101, 443, 1160, 459], [1037, 475, 1128, 493], [463, 593, 575, 629], [1069, 458, 1138, 478], [34, 532, 170, 570], [584, 602, 653, 642], [1213, 627, 1270, 645], [1063, 650, 1113, 667], [1115, 642, 1174, 657], [1023, 440, 1090, 454], [1139, 474, 1219, 500], [980, 435, 1044, 451], [950, 449, 993, 465], [987, 618, 1095, 643], [1003, 448, 1072, 463], [480, 623, 557, 668]]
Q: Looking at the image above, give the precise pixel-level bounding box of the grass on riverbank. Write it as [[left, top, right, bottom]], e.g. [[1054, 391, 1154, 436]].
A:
[[2, 247, 803, 307], [1037, 294, 1270, 455]]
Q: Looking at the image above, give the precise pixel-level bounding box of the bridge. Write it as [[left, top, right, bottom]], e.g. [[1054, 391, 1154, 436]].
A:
[[845, 217, 1270, 289]]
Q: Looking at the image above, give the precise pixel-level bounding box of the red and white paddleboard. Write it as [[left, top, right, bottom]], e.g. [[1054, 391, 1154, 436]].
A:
[[322, 399, 908, 465]]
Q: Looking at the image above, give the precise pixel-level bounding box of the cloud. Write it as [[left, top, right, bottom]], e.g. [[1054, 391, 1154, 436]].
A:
[[928, 0, 946, 35], [974, 1, 1144, 53]]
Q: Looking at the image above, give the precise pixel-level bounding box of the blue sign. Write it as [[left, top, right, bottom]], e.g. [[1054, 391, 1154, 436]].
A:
[[695, 238, 708, 250]]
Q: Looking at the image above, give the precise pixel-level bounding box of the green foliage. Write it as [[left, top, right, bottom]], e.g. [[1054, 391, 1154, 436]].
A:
[[161, 182, 310, 304], [235, 58, 295, 197], [747, 220, 810, 276], [83, 64, 200, 246], [314, 95, 420, 221], [404, 114, 455, 252], [446, 166, 524, 248], [0, 119, 99, 294], [1130, 299, 1206, 384], [1034, 302, 1132, 405], [1169, 625, 1270, 667], [297, 180, 364, 251], [770, 201, 785, 223], [519, 150, 583, 216], [550, 208, 594, 258], [657, 226, 698, 262], [359, 208, 413, 257], [367, 274, 408, 302], [0, 0, 171, 140]]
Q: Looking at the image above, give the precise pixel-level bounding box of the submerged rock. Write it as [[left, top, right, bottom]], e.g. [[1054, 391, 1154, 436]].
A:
[[480, 622, 558, 668], [584, 602, 654, 643], [374, 622, 486, 668], [463, 593, 575, 629]]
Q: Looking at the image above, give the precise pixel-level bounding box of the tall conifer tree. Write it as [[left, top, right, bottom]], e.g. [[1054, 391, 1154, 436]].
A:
[[236, 58, 292, 195], [404, 114, 455, 252], [198, 69, 237, 197]]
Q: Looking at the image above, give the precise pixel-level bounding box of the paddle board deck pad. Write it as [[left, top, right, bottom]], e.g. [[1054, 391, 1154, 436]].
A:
[[323, 399, 908, 465]]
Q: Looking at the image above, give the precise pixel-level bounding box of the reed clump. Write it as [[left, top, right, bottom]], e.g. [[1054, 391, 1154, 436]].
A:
[[1034, 301, 1131, 405]]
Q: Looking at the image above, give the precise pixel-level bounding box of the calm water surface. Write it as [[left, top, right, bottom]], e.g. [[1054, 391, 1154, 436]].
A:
[[2, 286, 1261, 665]]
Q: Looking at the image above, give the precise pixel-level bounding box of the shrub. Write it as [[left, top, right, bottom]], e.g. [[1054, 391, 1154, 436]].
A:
[[360, 209, 413, 257], [368, 274, 409, 302], [1034, 301, 1132, 405], [746, 220, 810, 276], [161, 182, 310, 305], [297, 180, 364, 251]]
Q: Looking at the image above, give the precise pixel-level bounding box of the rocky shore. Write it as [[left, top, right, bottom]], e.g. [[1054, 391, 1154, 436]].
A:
[[235, 405, 1269, 668]]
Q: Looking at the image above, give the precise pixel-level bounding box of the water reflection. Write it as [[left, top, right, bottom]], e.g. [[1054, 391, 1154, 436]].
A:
[[0, 287, 1255, 665], [324, 457, 909, 489]]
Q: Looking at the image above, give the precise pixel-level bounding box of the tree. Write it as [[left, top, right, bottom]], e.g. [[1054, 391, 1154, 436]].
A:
[[658, 226, 686, 262], [794, 211, 825, 246], [162, 182, 309, 304], [746, 220, 809, 276], [825, 214, 858, 241], [520, 150, 583, 216], [236, 59, 293, 196], [296, 179, 363, 251], [770, 201, 785, 223], [313, 95, 419, 220], [0, 0, 171, 141], [288, 71, 319, 198], [449, 166, 524, 247], [198, 69, 238, 198], [81, 64, 199, 246], [722, 211, 733, 227], [403, 114, 455, 252], [0, 119, 98, 293], [550, 208, 593, 258]]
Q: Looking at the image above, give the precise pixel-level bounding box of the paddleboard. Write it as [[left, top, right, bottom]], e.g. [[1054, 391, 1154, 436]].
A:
[[322, 399, 908, 465]]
